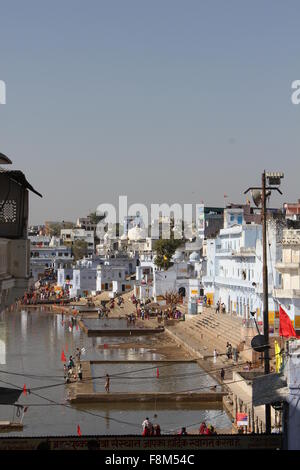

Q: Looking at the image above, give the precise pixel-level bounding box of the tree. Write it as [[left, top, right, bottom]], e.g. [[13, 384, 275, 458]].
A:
[[72, 240, 88, 262], [88, 212, 106, 225], [164, 290, 182, 309], [154, 238, 183, 270], [48, 221, 74, 236]]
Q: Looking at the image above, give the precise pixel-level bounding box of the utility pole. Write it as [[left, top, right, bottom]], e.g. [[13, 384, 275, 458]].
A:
[[244, 171, 284, 434], [261, 170, 271, 433]]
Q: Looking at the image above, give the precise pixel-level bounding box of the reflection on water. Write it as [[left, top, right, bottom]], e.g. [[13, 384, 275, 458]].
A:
[[91, 363, 220, 393], [0, 309, 231, 436]]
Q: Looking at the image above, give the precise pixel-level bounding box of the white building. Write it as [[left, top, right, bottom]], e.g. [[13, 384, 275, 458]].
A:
[[30, 236, 73, 281], [58, 253, 137, 297], [135, 249, 203, 311], [203, 216, 283, 326], [274, 228, 300, 331], [60, 228, 95, 255]]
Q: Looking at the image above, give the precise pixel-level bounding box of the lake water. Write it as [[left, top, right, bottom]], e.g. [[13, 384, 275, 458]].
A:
[[0, 309, 231, 436]]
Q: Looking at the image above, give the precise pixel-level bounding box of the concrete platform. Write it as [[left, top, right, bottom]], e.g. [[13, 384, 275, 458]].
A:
[[79, 319, 164, 336], [0, 421, 23, 432], [69, 391, 227, 404]]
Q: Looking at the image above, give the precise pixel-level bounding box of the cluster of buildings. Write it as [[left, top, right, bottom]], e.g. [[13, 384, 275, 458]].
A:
[[2, 153, 300, 333], [24, 199, 300, 332]]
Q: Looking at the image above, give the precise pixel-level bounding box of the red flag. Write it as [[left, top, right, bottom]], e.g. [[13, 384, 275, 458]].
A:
[[61, 350, 67, 362], [23, 384, 27, 396], [279, 305, 300, 338], [77, 425, 82, 436], [156, 368, 159, 378], [103, 343, 108, 349]]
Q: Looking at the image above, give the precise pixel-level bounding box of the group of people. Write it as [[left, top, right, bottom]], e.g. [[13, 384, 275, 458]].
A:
[[141, 418, 217, 436], [64, 352, 83, 383], [141, 417, 161, 436], [226, 342, 240, 363], [98, 308, 109, 319], [178, 422, 217, 435], [131, 294, 184, 322], [199, 422, 217, 435], [20, 283, 66, 305], [127, 313, 136, 324], [215, 301, 226, 314]]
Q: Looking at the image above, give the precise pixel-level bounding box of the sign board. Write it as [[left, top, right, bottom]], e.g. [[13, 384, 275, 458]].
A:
[[236, 413, 248, 427], [0, 434, 283, 451]]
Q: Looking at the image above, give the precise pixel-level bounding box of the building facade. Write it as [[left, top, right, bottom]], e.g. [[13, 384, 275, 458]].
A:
[[0, 158, 42, 307], [274, 228, 300, 331], [203, 215, 283, 326]]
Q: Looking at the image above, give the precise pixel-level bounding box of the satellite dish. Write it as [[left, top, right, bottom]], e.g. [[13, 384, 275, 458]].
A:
[[251, 190, 262, 208], [251, 334, 268, 352], [0, 153, 12, 165]]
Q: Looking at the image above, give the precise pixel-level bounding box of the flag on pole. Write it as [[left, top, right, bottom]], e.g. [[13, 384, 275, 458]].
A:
[[77, 425, 82, 436], [274, 340, 283, 373], [61, 350, 67, 362], [279, 305, 300, 339], [23, 384, 27, 396]]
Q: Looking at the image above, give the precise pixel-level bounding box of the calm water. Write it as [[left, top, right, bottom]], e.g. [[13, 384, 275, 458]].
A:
[[91, 363, 220, 393], [0, 309, 231, 436]]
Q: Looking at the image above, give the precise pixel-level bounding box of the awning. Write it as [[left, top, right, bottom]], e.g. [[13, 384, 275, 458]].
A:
[[0, 387, 22, 405], [5, 170, 42, 198]]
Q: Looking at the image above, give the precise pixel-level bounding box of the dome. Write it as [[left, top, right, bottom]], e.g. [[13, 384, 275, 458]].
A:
[[189, 251, 200, 262], [127, 225, 147, 241], [173, 250, 184, 262]]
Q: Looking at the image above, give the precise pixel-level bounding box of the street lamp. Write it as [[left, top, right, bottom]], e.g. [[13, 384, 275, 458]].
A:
[[244, 170, 284, 434]]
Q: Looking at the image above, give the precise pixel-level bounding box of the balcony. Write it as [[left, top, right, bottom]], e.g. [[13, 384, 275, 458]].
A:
[[275, 262, 300, 273], [214, 276, 254, 289], [273, 288, 300, 299]]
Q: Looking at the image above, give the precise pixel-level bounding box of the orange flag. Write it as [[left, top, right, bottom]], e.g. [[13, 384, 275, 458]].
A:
[[61, 350, 67, 362]]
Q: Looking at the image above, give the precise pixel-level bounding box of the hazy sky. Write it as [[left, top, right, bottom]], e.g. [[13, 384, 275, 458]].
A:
[[1, 1, 300, 224]]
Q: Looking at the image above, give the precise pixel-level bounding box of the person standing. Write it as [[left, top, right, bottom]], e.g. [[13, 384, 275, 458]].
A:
[[105, 373, 110, 393], [220, 368, 225, 381], [213, 349, 218, 363], [178, 427, 188, 436], [199, 422, 207, 434], [142, 417, 150, 436], [78, 364, 83, 381]]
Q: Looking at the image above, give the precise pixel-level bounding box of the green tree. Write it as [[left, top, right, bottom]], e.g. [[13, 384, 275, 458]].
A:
[[88, 211, 106, 225], [48, 221, 75, 236], [154, 238, 183, 270], [72, 239, 88, 262]]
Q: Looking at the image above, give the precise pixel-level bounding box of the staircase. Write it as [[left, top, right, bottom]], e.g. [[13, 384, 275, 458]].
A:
[[167, 308, 249, 359]]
